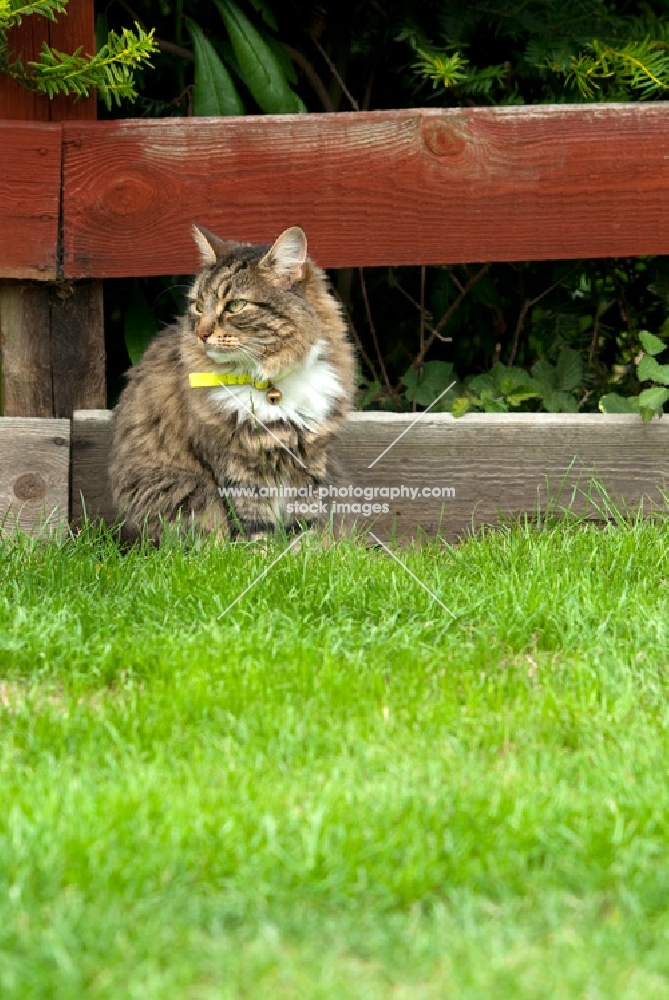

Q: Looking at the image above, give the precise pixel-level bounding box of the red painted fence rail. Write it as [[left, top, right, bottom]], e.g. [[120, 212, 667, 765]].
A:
[[3, 103, 669, 280], [0, 0, 95, 280], [0, 122, 61, 280]]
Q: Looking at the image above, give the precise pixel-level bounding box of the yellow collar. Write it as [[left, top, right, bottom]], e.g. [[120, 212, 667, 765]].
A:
[[189, 369, 293, 391], [189, 372, 272, 390]]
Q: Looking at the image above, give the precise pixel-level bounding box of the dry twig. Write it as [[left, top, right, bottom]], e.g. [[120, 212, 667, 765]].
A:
[[359, 268, 392, 396], [413, 263, 491, 369], [508, 263, 580, 366]]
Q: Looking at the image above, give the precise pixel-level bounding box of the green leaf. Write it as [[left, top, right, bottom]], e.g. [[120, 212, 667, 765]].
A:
[[639, 330, 667, 356], [463, 366, 535, 410], [186, 19, 244, 117], [124, 281, 159, 365], [210, 37, 243, 81], [451, 397, 471, 418], [599, 393, 640, 414], [481, 396, 508, 413], [468, 373, 494, 394], [499, 375, 536, 398], [555, 347, 583, 391], [506, 389, 540, 406], [248, 0, 278, 31], [264, 33, 298, 86], [356, 381, 382, 409], [638, 386, 669, 410], [212, 35, 303, 103], [213, 0, 302, 113], [637, 354, 669, 385], [488, 363, 531, 396], [464, 395, 486, 411], [530, 358, 557, 391], [402, 361, 456, 407], [541, 390, 578, 413]]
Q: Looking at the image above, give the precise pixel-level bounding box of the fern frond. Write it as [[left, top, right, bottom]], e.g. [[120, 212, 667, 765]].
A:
[[407, 37, 469, 90], [4, 24, 157, 108], [402, 30, 506, 99], [0, 0, 67, 31], [557, 38, 669, 99], [403, 2, 669, 105], [1, 1, 156, 107]]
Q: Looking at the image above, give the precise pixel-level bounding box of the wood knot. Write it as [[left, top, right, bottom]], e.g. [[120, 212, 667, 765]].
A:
[[13, 473, 46, 501], [421, 119, 467, 158], [54, 283, 74, 302], [105, 176, 154, 217]]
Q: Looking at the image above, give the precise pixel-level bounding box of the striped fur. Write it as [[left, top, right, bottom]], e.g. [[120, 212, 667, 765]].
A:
[[109, 227, 356, 542]]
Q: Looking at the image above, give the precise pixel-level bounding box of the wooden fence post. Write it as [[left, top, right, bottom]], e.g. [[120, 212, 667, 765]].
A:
[[0, 0, 105, 419]]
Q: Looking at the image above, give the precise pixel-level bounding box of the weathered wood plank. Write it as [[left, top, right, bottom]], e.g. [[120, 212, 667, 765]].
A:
[[0, 123, 61, 280], [71, 409, 113, 524], [333, 412, 669, 541], [47, 0, 104, 420], [47, 0, 104, 419], [51, 282, 106, 417], [0, 418, 70, 535], [0, 281, 106, 419], [71, 411, 669, 541], [0, 282, 53, 416], [0, 2, 101, 417], [62, 105, 669, 277]]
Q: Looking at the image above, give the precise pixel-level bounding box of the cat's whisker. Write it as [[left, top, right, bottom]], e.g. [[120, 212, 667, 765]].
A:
[[151, 284, 194, 312], [238, 346, 259, 361], [239, 349, 263, 369]]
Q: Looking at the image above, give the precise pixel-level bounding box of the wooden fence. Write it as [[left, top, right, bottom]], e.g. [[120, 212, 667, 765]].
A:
[[5, 103, 669, 417], [0, 410, 666, 543], [68, 410, 669, 543], [6, 104, 669, 282], [3, 94, 669, 538]]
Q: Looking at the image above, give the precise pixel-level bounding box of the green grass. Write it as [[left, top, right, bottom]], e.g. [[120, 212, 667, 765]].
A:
[[2, 514, 669, 998]]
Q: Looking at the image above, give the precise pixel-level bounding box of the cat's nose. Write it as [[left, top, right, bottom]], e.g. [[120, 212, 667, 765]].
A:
[[197, 321, 213, 342]]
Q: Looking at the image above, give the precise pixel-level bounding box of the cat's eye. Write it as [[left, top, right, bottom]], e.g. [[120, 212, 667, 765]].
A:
[[225, 298, 247, 314], [193, 298, 204, 314]]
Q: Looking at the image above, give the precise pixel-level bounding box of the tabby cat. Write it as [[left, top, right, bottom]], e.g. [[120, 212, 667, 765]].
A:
[[109, 225, 356, 542]]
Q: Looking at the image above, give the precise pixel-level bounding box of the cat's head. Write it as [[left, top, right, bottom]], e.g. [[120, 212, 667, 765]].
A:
[[186, 225, 320, 374]]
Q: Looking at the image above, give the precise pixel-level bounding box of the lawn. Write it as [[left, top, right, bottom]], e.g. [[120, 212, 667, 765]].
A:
[[1, 516, 669, 998]]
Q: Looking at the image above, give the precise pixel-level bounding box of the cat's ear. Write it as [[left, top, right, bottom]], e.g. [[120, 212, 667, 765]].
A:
[[260, 227, 307, 288], [191, 224, 238, 267]]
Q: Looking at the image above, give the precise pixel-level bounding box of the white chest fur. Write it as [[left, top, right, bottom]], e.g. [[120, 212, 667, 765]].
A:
[[209, 341, 345, 429]]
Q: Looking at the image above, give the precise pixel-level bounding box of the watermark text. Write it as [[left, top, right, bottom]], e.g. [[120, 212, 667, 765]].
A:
[[218, 482, 455, 516]]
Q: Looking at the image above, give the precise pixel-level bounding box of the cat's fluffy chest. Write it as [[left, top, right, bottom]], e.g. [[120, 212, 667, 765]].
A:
[[207, 341, 345, 429]]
